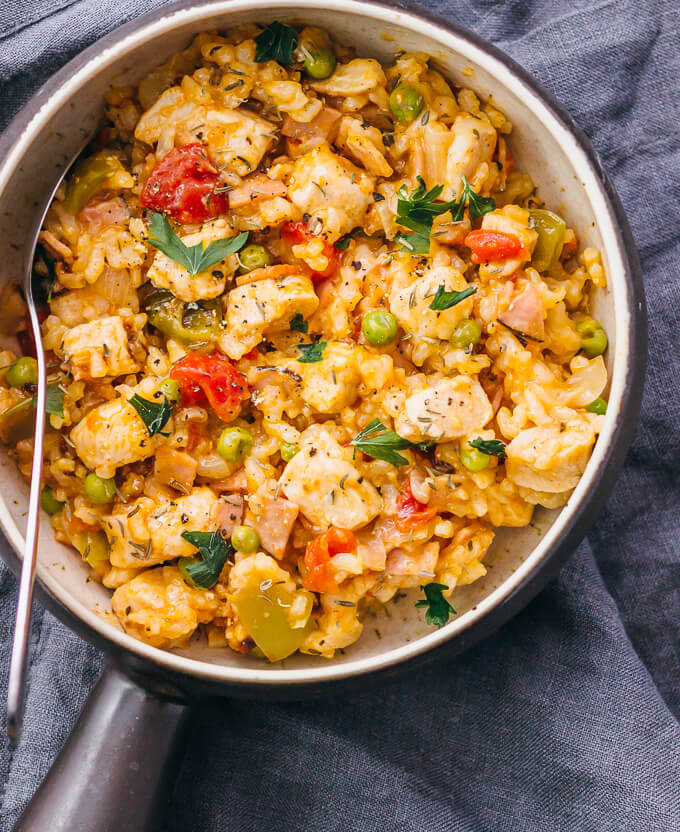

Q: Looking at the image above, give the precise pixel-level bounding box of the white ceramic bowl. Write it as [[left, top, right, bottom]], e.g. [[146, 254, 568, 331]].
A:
[[0, 0, 646, 695]]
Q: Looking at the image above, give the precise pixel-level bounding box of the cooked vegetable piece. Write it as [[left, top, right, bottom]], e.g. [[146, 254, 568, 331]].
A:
[[140, 284, 221, 344], [128, 394, 173, 437], [530, 208, 566, 272], [415, 582, 455, 627], [230, 578, 314, 662], [73, 530, 110, 568], [304, 527, 356, 593], [231, 525, 260, 554], [140, 144, 229, 224], [362, 310, 398, 346], [395, 481, 436, 530], [429, 285, 477, 311], [178, 530, 231, 589], [0, 398, 34, 444], [451, 319, 482, 349], [280, 220, 340, 281], [170, 352, 249, 421], [84, 472, 117, 504], [468, 437, 507, 460], [576, 318, 608, 358], [280, 442, 300, 462], [159, 378, 181, 403], [586, 397, 607, 415], [464, 230, 527, 263], [459, 442, 491, 472], [296, 341, 327, 363], [254, 21, 298, 65], [298, 27, 336, 79], [217, 426, 253, 462], [40, 486, 63, 515], [239, 244, 272, 274], [389, 84, 424, 123], [6, 357, 37, 388], [63, 151, 128, 216]]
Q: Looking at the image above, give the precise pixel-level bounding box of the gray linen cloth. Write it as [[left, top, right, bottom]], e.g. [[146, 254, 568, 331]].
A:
[[1, 1, 679, 829]]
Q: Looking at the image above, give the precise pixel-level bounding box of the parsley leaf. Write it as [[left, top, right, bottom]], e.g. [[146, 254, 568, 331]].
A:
[[296, 340, 326, 363], [254, 21, 298, 65], [462, 176, 496, 220], [147, 212, 248, 276], [290, 313, 309, 333], [415, 582, 456, 627], [179, 530, 231, 589], [468, 437, 507, 460], [128, 394, 173, 437], [34, 382, 65, 419], [335, 228, 360, 250], [429, 284, 477, 311], [351, 418, 414, 467], [395, 177, 458, 254]]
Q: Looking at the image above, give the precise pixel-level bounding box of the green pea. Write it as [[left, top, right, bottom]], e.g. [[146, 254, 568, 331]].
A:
[[280, 442, 300, 462], [159, 378, 181, 404], [303, 46, 336, 79], [460, 442, 491, 473], [84, 473, 117, 504], [231, 525, 260, 554], [362, 310, 398, 346], [6, 357, 38, 388], [576, 318, 608, 358], [586, 397, 607, 415], [238, 244, 272, 274], [217, 426, 253, 462], [450, 319, 482, 349], [40, 486, 64, 515], [389, 84, 425, 123]]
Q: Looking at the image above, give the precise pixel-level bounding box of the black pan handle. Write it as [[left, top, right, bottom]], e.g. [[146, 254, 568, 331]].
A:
[[14, 664, 190, 832]]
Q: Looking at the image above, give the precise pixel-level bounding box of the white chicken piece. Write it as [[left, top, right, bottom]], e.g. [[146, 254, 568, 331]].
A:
[[287, 144, 374, 242], [146, 219, 238, 303], [280, 425, 381, 531], [334, 117, 393, 177], [445, 114, 497, 197], [505, 420, 598, 493], [395, 376, 493, 443], [388, 253, 474, 343], [219, 273, 319, 359], [59, 314, 145, 381], [71, 389, 169, 479], [296, 340, 361, 413], [105, 487, 223, 569], [309, 59, 387, 97], [134, 86, 275, 176], [112, 566, 222, 648]]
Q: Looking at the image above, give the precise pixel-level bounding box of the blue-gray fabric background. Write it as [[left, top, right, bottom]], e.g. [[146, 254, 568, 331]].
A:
[[1, 1, 679, 829]]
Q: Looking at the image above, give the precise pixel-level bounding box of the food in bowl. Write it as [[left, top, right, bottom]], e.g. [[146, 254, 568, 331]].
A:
[[0, 21, 609, 662]]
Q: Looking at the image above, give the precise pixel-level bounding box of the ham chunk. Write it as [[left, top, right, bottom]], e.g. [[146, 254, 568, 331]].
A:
[[105, 487, 222, 568], [395, 376, 493, 443], [78, 196, 130, 233], [216, 495, 245, 536], [112, 566, 222, 648], [153, 446, 198, 492], [228, 174, 287, 208], [499, 283, 545, 341], [248, 491, 299, 559], [59, 314, 145, 381], [280, 425, 381, 531]]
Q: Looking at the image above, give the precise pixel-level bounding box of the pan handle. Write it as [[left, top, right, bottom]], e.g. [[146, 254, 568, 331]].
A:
[[14, 664, 190, 832]]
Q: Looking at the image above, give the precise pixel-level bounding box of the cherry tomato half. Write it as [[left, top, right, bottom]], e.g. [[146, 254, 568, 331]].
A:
[[170, 351, 249, 422], [280, 220, 340, 282], [303, 527, 357, 594], [395, 481, 436, 531], [140, 143, 228, 224], [464, 230, 527, 264]]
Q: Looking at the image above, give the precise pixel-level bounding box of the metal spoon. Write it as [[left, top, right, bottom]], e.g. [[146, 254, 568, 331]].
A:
[[7, 139, 91, 741]]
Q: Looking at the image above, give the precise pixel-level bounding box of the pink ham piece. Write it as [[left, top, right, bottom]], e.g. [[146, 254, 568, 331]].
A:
[[355, 529, 387, 571], [78, 196, 130, 233], [228, 174, 287, 208], [250, 494, 299, 559], [217, 495, 245, 537], [499, 284, 545, 341], [281, 107, 342, 153]]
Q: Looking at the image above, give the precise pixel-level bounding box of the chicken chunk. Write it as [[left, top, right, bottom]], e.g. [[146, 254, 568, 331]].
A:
[[58, 314, 145, 381], [219, 273, 319, 359], [395, 376, 493, 443], [287, 144, 374, 242], [112, 566, 223, 648], [297, 340, 361, 413], [71, 392, 168, 479], [280, 425, 381, 530], [334, 117, 392, 177], [105, 487, 223, 568], [505, 420, 598, 493], [446, 114, 497, 197], [146, 220, 238, 302], [388, 253, 474, 344], [309, 59, 387, 97]]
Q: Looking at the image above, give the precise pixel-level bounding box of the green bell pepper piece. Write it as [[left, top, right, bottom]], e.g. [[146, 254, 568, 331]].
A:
[[73, 530, 110, 567], [0, 397, 35, 444], [62, 150, 128, 216], [530, 208, 566, 272], [140, 285, 221, 344]]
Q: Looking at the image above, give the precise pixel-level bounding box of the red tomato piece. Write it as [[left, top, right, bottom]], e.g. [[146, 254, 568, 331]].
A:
[[280, 220, 340, 281], [170, 352, 249, 422], [140, 143, 228, 224], [303, 528, 357, 594], [464, 230, 527, 264], [395, 481, 436, 531]]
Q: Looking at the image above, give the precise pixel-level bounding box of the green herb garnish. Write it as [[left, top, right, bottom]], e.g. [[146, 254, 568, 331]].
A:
[[179, 530, 232, 589], [296, 340, 326, 363], [351, 418, 413, 467], [335, 229, 359, 251], [44, 383, 64, 418], [416, 582, 456, 627], [461, 176, 496, 220], [147, 212, 248, 276], [429, 284, 477, 311], [254, 21, 298, 65], [468, 437, 507, 460], [128, 394, 173, 437], [290, 313, 309, 334], [395, 177, 457, 255]]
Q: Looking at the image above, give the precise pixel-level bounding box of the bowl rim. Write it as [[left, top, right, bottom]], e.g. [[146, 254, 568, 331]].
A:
[[0, 0, 647, 690]]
